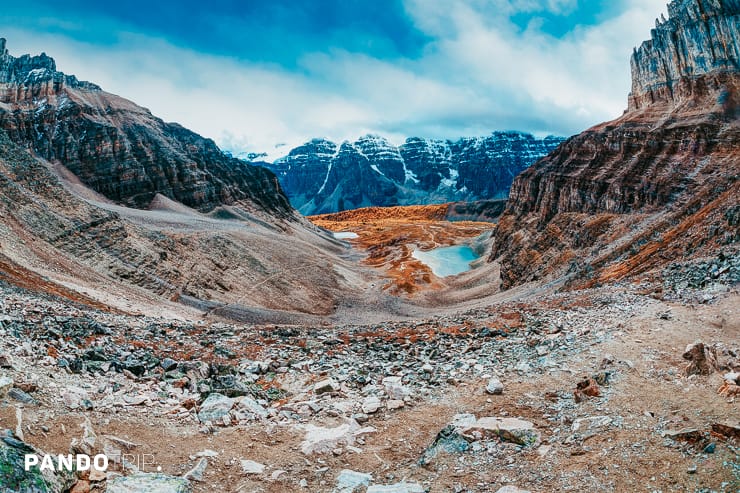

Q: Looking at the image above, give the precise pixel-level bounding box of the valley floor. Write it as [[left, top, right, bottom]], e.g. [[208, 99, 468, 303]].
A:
[[309, 205, 497, 299], [0, 274, 738, 492]]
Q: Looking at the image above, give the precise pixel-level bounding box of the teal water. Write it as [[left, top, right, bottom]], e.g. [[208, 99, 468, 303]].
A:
[[412, 245, 479, 277]]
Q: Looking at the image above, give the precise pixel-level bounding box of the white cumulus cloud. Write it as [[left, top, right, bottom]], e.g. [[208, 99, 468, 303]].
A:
[[1, 0, 668, 159]]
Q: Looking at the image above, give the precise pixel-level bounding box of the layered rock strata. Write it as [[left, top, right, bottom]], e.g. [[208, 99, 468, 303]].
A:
[[0, 39, 293, 218], [490, 0, 740, 288]]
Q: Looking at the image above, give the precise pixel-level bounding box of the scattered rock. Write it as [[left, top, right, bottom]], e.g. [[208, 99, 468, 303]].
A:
[[536, 445, 552, 457], [106, 473, 192, 493], [160, 358, 178, 372], [0, 430, 77, 493], [7, 387, 36, 404], [456, 415, 540, 447], [240, 459, 266, 475], [382, 377, 410, 400], [314, 378, 340, 394], [723, 372, 739, 384], [362, 396, 381, 414], [122, 394, 149, 406], [89, 469, 106, 482], [366, 482, 425, 493], [104, 435, 140, 451], [197, 393, 234, 423], [485, 377, 504, 395], [13, 382, 37, 394], [683, 341, 719, 376], [235, 396, 268, 419], [195, 450, 219, 458], [0, 375, 13, 398], [69, 480, 91, 493], [572, 416, 612, 432], [334, 469, 373, 493], [574, 377, 600, 403], [183, 458, 208, 482], [0, 354, 12, 369], [718, 381, 740, 396], [301, 419, 375, 455], [663, 428, 704, 444], [419, 425, 470, 466], [62, 387, 93, 410], [711, 422, 740, 440], [496, 487, 531, 493], [386, 399, 405, 410]]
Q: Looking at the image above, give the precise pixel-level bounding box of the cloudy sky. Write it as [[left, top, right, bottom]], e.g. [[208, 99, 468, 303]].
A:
[[1, 0, 667, 158]]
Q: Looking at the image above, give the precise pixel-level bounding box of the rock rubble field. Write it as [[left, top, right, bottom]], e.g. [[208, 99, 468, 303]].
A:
[[1, 261, 738, 492]]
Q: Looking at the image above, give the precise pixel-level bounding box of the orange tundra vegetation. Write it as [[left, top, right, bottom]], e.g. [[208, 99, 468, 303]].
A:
[[310, 205, 494, 295]]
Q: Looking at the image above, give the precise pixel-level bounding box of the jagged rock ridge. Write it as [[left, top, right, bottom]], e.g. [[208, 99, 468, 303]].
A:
[[490, 0, 740, 288], [0, 38, 293, 218], [629, 0, 740, 110], [264, 133, 564, 215]]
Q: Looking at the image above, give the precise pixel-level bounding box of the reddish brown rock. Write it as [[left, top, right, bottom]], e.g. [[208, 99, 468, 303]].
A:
[[718, 381, 740, 397], [69, 479, 91, 493], [683, 341, 719, 376], [574, 377, 601, 403], [711, 422, 740, 439]]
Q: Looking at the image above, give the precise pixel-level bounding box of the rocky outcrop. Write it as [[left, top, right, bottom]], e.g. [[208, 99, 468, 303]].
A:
[[445, 199, 507, 223], [0, 39, 293, 219], [490, 0, 740, 288], [0, 430, 77, 493], [629, 0, 740, 110], [265, 133, 564, 215]]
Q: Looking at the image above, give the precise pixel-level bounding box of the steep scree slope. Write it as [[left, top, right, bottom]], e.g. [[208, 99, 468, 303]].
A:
[[0, 128, 356, 316]]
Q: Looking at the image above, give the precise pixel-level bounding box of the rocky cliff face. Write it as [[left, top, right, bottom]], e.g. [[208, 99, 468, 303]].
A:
[[0, 39, 293, 218], [265, 133, 563, 215], [491, 0, 740, 288], [629, 0, 740, 110]]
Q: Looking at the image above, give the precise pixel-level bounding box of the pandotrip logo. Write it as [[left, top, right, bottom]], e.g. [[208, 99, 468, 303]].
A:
[[24, 453, 164, 473], [24, 453, 109, 472]]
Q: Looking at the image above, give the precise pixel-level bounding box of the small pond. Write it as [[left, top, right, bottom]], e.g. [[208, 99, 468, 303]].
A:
[[412, 245, 479, 277], [333, 231, 359, 240]]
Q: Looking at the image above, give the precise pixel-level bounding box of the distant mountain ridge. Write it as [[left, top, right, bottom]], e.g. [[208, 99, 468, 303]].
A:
[[264, 132, 564, 215], [0, 38, 293, 219]]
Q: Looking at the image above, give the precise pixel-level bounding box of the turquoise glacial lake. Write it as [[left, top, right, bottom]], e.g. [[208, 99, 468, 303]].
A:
[[412, 245, 479, 277]]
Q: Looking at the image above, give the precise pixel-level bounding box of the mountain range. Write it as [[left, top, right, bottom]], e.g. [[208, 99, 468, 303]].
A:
[[263, 133, 564, 215], [0, 2, 739, 490], [0, 37, 366, 319], [0, 38, 292, 219], [0, 0, 737, 314]]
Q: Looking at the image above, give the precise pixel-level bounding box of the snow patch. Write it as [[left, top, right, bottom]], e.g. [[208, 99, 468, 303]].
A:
[[369, 164, 385, 176], [439, 168, 459, 189]]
